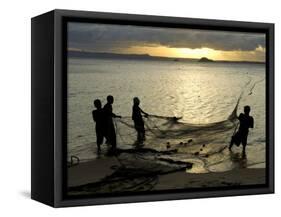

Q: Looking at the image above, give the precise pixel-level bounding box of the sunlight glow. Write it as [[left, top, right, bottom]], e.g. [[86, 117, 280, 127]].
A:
[[119, 45, 265, 62], [176, 48, 217, 59]]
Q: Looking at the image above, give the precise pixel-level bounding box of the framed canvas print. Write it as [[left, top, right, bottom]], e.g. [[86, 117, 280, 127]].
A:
[[31, 9, 274, 207]]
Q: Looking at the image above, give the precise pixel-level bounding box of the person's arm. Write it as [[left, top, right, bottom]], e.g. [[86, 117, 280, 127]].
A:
[[105, 104, 121, 118], [112, 112, 121, 118], [92, 111, 96, 122], [104, 105, 120, 118], [250, 117, 254, 128], [238, 113, 243, 121], [111, 110, 121, 118], [113, 113, 122, 118], [140, 108, 149, 117], [132, 106, 136, 120]]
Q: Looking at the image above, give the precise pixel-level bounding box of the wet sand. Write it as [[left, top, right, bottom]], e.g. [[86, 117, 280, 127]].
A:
[[154, 168, 265, 190], [67, 156, 266, 195]]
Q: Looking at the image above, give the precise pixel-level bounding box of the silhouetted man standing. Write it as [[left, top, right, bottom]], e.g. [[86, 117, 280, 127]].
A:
[[132, 97, 148, 144], [229, 105, 254, 156], [92, 99, 105, 154], [103, 95, 121, 153]]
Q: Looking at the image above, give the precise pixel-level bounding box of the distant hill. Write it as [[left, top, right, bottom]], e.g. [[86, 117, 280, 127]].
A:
[[68, 50, 152, 60], [198, 56, 265, 64], [198, 57, 214, 62], [68, 50, 265, 64], [68, 50, 197, 62]]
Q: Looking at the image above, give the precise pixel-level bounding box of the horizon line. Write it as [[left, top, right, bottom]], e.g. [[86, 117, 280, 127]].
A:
[[67, 48, 266, 64]]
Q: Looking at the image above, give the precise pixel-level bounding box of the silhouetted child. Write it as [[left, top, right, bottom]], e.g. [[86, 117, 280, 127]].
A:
[[229, 105, 254, 156], [92, 99, 105, 153], [103, 95, 121, 153], [132, 97, 149, 143]]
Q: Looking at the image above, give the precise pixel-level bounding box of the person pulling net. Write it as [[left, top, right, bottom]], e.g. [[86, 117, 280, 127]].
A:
[[132, 97, 149, 144]]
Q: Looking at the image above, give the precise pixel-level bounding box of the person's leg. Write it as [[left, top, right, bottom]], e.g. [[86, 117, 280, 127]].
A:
[[242, 145, 246, 157], [111, 128, 117, 151], [106, 127, 116, 155], [242, 134, 248, 157], [140, 132, 144, 142], [104, 123, 110, 145], [141, 124, 145, 142], [229, 136, 234, 150], [143, 130, 146, 141], [135, 122, 142, 143], [96, 128, 103, 152], [96, 134, 103, 153], [137, 130, 141, 142], [106, 123, 114, 145], [137, 131, 144, 144]]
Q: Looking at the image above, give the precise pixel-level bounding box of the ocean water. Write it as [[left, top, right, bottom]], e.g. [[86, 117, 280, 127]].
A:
[[67, 58, 266, 173]]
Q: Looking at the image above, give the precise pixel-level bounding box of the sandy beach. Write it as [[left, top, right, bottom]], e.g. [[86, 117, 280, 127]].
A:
[[67, 154, 266, 196], [154, 168, 265, 190]]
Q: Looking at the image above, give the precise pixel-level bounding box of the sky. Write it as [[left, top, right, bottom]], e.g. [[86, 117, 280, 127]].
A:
[[68, 22, 266, 62]]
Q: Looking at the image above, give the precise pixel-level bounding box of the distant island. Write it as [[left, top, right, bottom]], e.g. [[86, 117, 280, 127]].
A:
[[68, 50, 199, 62], [68, 50, 265, 65], [198, 57, 214, 63]]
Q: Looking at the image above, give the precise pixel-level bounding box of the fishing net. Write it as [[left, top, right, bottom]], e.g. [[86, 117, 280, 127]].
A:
[[111, 77, 265, 172], [68, 77, 265, 194]]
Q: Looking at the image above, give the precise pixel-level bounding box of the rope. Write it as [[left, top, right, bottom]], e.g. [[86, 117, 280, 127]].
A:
[[232, 122, 240, 137], [146, 116, 165, 135], [68, 155, 80, 167], [114, 118, 127, 145], [248, 77, 265, 95]]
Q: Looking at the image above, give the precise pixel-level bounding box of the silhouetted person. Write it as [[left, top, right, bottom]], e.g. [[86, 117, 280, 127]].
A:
[[103, 95, 121, 153], [92, 99, 105, 153], [132, 97, 149, 143], [229, 105, 254, 156]]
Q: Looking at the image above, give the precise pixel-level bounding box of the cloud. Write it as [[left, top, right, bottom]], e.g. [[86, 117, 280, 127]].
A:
[[68, 22, 266, 52]]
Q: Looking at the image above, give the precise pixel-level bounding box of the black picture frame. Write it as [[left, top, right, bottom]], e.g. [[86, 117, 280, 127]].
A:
[[31, 9, 274, 207]]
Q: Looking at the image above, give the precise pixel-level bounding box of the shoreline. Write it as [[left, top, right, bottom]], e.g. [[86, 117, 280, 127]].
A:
[[155, 168, 265, 190], [68, 156, 266, 195]]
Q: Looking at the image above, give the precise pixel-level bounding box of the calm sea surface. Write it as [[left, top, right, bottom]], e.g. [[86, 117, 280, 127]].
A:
[[67, 58, 266, 172]]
